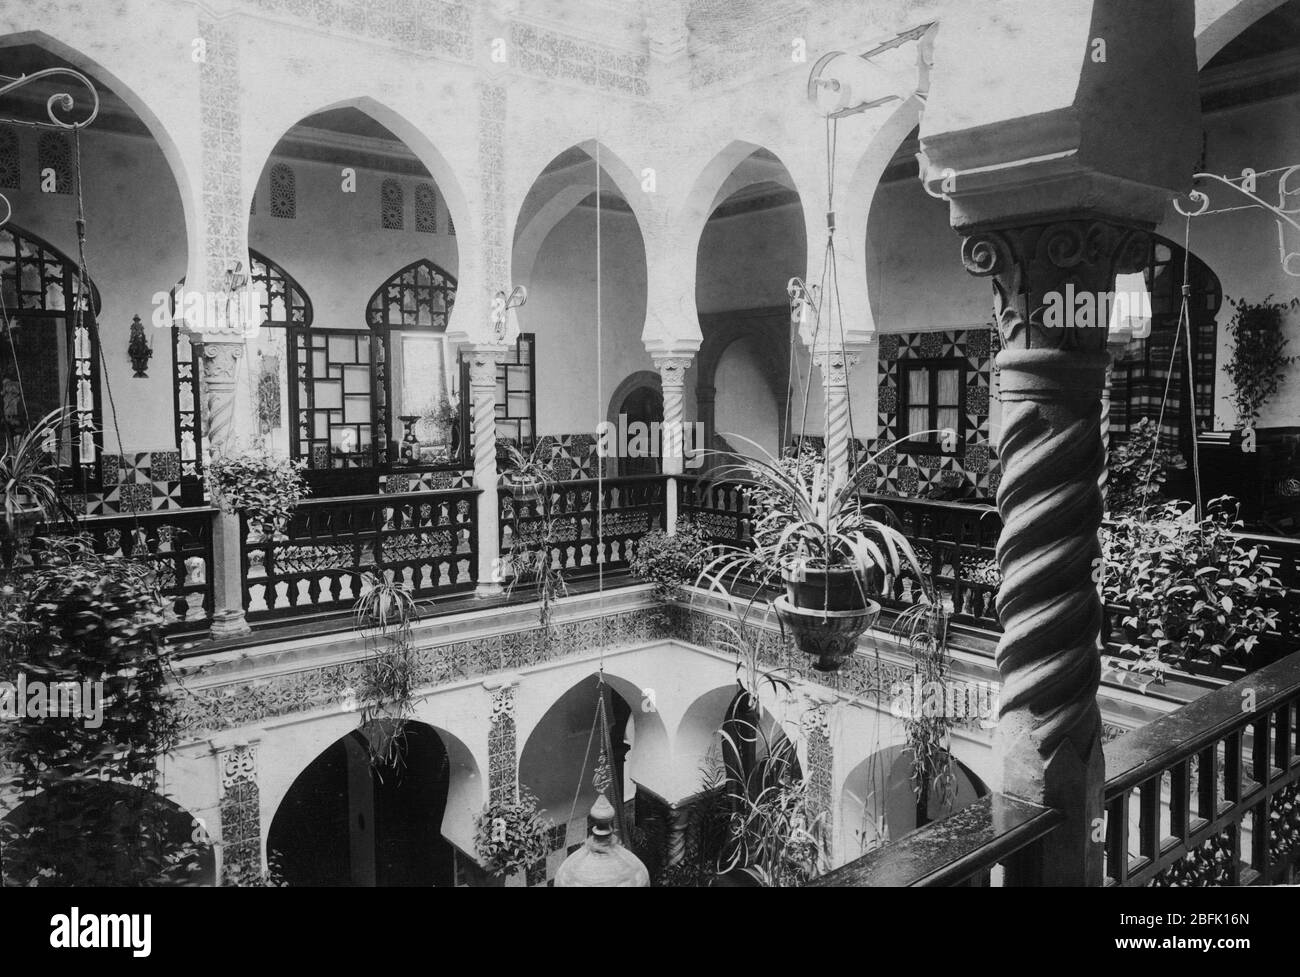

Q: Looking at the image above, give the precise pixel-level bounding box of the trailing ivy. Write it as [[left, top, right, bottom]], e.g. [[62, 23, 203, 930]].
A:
[[1225, 294, 1300, 428]]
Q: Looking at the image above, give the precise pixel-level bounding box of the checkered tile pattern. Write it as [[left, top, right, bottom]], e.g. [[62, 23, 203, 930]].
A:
[[87, 451, 183, 514], [870, 328, 1000, 499]]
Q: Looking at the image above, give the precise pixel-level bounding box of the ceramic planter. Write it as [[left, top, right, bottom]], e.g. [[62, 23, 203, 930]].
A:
[[776, 565, 879, 671]]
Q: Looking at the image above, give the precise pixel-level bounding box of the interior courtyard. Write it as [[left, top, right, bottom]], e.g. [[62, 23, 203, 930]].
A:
[[1, 0, 1299, 889]]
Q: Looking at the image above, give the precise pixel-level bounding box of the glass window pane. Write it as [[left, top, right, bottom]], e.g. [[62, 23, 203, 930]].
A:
[[937, 408, 959, 445], [908, 407, 929, 440], [907, 369, 929, 406], [937, 369, 960, 406]]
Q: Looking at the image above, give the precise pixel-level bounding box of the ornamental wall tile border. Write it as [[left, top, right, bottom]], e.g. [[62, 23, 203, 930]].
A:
[[173, 596, 1150, 745]]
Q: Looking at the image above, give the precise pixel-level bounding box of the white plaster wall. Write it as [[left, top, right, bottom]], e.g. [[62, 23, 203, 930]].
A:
[[714, 333, 781, 454], [522, 206, 650, 435]]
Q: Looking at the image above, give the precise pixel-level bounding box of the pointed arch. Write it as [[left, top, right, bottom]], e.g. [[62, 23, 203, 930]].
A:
[[0, 221, 103, 486], [365, 257, 457, 331]]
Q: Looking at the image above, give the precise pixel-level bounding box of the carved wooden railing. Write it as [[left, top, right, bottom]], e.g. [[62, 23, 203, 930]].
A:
[[677, 476, 1001, 624], [808, 793, 1063, 887], [499, 475, 667, 581], [859, 493, 1002, 629], [241, 489, 478, 619], [1103, 652, 1300, 886], [811, 652, 1300, 887], [1, 508, 216, 631]]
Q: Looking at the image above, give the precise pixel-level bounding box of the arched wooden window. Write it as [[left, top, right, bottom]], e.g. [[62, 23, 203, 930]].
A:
[[0, 223, 102, 487], [0, 126, 19, 190], [37, 132, 70, 195], [170, 251, 311, 497], [270, 163, 296, 219], [380, 179, 404, 230], [366, 259, 464, 469], [414, 183, 436, 233]]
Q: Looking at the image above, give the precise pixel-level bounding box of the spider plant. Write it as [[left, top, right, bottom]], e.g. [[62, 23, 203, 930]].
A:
[[695, 436, 925, 604], [1, 407, 73, 537], [893, 599, 958, 827], [499, 440, 569, 630], [717, 720, 826, 887], [354, 571, 420, 775]]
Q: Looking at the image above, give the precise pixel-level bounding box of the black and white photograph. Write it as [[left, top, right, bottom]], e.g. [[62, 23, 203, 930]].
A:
[[0, 0, 1296, 957]]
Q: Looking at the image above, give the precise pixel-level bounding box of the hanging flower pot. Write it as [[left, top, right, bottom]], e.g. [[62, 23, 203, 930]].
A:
[[776, 565, 879, 671]]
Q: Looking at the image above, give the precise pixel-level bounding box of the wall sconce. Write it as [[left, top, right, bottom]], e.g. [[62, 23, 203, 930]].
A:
[[127, 313, 152, 377], [787, 277, 820, 346], [492, 285, 528, 343]]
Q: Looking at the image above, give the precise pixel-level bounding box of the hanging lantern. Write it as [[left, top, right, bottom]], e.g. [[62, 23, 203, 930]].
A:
[[553, 793, 649, 888]]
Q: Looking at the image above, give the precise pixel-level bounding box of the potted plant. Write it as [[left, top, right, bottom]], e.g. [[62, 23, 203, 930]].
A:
[[697, 440, 924, 672], [206, 448, 308, 539], [1, 407, 73, 539], [1101, 496, 1286, 680], [628, 517, 709, 603], [499, 441, 570, 630], [353, 571, 419, 774], [473, 788, 554, 882], [0, 537, 207, 885]]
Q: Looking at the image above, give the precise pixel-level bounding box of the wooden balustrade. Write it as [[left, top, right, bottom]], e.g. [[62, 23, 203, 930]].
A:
[[1102, 652, 1300, 886], [499, 474, 667, 581], [808, 793, 1063, 887], [1, 508, 216, 631], [241, 489, 478, 619]]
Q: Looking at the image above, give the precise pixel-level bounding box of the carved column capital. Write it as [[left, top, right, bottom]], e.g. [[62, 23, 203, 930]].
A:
[[652, 353, 693, 389], [811, 346, 862, 388], [465, 343, 507, 388], [960, 219, 1152, 354], [199, 340, 245, 384]]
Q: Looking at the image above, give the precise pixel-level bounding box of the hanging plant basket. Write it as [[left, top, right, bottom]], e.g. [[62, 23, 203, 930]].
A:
[[3, 505, 46, 540], [775, 566, 879, 672]]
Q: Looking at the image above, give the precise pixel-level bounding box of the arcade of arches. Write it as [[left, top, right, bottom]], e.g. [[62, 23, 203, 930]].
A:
[[2, 0, 1299, 888]]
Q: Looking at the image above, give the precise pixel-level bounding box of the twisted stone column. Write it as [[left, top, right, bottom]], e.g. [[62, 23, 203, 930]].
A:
[[653, 352, 693, 536], [652, 353, 691, 476], [961, 219, 1151, 885], [198, 340, 245, 458], [813, 346, 860, 479], [198, 340, 251, 637], [467, 344, 506, 596]]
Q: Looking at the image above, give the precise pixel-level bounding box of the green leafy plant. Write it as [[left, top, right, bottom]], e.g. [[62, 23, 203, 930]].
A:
[[473, 788, 554, 877], [0, 406, 74, 537], [1225, 294, 1300, 428], [1107, 417, 1185, 516], [629, 518, 709, 603], [500, 441, 568, 630], [893, 600, 957, 826], [0, 537, 205, 885], [695, 439, 922, 599], [717, 720, 826, 887], [353, 571, 419, 774], [419, 395, 459, 437], [207, 449, 307, 534], [1101, 497, 1284, 678]]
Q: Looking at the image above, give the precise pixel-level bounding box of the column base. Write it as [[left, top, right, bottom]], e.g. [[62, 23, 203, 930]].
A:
[[476, 581, 504, 598], [209, 608, 251, 639]]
